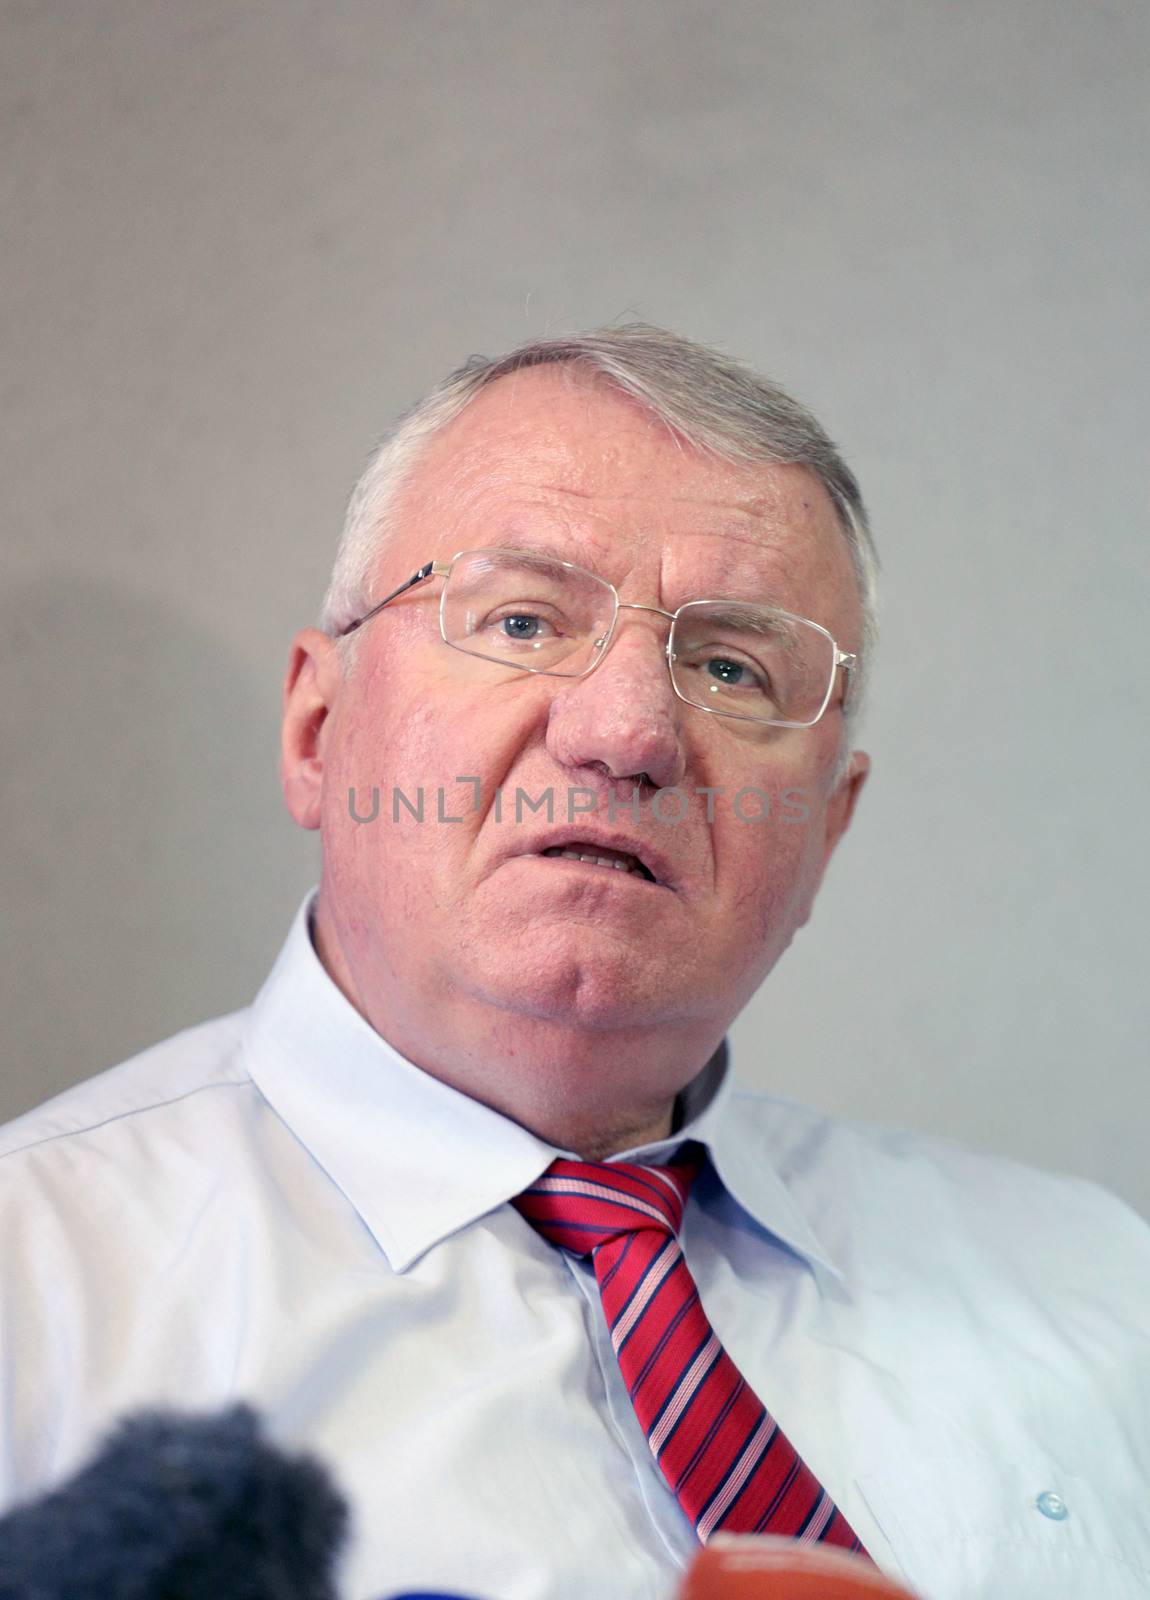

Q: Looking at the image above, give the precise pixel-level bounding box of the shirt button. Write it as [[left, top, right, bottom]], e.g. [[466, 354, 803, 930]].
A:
[[1035, 1490, 1069, 1521]]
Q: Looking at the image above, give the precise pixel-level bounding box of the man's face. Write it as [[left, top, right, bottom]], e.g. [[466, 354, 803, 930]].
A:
[[284, 367, 867, 1137]]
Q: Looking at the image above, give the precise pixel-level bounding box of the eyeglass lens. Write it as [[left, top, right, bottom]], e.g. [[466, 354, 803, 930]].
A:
[[440, 548, 837, 726]]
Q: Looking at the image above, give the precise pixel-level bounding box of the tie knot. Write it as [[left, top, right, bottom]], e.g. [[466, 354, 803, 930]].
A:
[[513, 1149, 702, 1257]]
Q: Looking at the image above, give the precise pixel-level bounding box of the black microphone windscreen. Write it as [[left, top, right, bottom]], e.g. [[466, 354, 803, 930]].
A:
[[0, 1403, 348, 1600]]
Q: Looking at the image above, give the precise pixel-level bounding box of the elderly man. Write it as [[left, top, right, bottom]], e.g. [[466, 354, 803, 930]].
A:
[[1, 326, 1147, 1600]]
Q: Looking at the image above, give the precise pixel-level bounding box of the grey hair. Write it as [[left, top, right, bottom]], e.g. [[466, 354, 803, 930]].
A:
[[319, 322, 879, 772]]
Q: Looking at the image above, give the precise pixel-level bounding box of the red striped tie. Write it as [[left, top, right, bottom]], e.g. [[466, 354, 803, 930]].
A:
[[513, 1149, 871, 1555]]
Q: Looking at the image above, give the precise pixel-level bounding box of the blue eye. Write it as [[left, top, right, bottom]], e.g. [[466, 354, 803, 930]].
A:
[[501, 614, 544, 639], [706, 657, 758, 687]]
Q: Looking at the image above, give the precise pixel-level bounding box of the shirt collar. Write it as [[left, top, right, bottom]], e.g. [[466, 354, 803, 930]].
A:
[[243, 890, 843, 1289], [620, 1048, 846, 1292]]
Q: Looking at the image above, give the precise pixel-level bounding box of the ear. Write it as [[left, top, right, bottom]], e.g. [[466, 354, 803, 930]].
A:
[[820, 748, 870, 875], [794, 748, 870, 930], [280, 627, 343, 831]]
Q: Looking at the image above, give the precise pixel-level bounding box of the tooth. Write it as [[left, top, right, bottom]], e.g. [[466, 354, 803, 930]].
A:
[[549, 846, 639, 874], [550, 844, 633, 870]]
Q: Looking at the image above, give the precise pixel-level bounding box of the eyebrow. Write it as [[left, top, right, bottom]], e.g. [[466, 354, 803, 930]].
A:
[[470, 542, 807, 633], [471, 543, 582, 577], [684, 602, 802, 651]]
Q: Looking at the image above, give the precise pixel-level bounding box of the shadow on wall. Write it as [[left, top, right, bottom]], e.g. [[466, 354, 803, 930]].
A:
[[0, 571, 318, 1124]]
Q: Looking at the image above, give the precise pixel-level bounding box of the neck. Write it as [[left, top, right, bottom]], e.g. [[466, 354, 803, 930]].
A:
[[311, 897, 720, 1159]]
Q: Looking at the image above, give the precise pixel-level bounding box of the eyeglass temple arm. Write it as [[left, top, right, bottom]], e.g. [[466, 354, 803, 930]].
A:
[[336, 559, 451, 637]]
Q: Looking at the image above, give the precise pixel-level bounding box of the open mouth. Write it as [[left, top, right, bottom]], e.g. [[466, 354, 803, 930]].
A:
[[539, 843, 657, 883]]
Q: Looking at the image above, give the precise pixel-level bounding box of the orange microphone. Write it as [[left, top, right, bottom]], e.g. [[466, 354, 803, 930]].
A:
[[679, 1536, 915, 1600]]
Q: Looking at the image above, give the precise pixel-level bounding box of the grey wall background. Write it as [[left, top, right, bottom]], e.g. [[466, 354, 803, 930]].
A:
[[3, 2, 1148, 1214]]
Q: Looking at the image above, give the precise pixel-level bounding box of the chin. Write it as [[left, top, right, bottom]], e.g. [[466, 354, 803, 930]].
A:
[[461, 939, 699, 1034]]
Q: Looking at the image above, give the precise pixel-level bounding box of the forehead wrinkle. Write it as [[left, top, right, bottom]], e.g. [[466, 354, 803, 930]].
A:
[[449, 482, 834, 611], [503, 485, 813, 568], [531, 478, 781, 520], [526, 472, 836, 562], [427, 481, 837, 602]]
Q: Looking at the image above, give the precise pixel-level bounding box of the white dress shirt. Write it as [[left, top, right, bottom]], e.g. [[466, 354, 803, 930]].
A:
[[1, 891, 1148, 1600]]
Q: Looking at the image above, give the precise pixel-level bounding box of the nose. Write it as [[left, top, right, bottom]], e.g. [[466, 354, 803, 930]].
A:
[[544, 608, 688, 792]]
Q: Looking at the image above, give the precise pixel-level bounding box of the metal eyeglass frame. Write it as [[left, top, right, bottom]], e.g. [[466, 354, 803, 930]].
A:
[[335, 547, 856, 729]]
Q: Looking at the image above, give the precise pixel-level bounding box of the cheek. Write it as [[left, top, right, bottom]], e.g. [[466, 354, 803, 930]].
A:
[[331, 692, 468, 803], [319, 693, 449, 915], [721, 793, 829, 933], [320, 683, 539, 899]]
